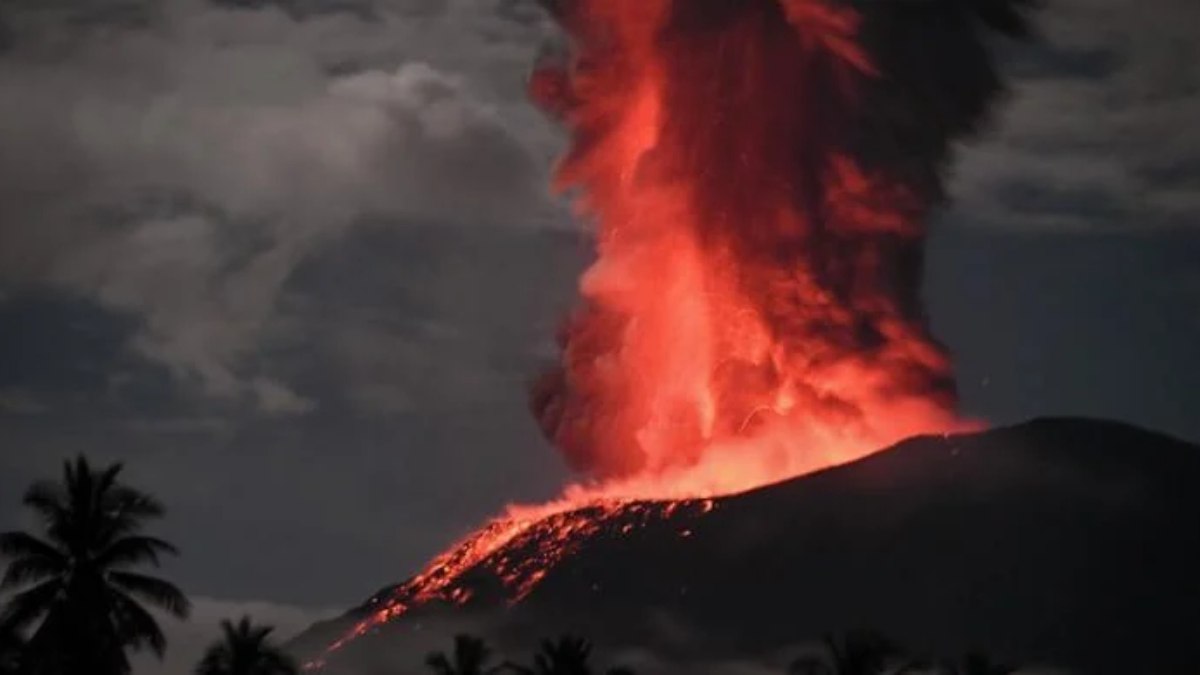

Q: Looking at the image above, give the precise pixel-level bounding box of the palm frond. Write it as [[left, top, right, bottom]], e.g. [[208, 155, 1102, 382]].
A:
[[455, 633, 492, 672], [108, 571, 190, 618], [95, 479, 164, 543], [109, 588, 168, 657], [110, 486, 164, 517], [97, 535, 178, 570], [226, 615, 272, 644], [64, 456, 92, 511], [202, 617, 296, 674], [96, 462, 123, 497], [0, 532, 65, 565], [0, 579, 62, 631], [219, 617, 239, 642], [20, 482, 66, 526], [195, 643, 231, 675], [1, 554, 66, 590]]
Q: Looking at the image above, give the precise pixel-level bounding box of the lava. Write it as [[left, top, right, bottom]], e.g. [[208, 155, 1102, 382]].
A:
[[304, 498, 714, 669], [308, 0, 1033, 667]]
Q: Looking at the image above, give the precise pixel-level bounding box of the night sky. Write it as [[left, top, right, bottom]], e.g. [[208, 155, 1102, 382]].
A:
[[0, 0, 1197, 672]]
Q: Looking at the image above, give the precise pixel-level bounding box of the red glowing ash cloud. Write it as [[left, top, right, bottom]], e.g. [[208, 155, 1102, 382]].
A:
[[306, 0, 1035, 667], [529, 0, 967, 496]]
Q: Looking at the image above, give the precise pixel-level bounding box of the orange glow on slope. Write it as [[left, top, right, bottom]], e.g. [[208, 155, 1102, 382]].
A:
[[307, 0, 973, 667], [305, 498, 716, 669]]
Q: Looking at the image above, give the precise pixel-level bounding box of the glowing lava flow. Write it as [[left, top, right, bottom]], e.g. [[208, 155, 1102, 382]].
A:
[[305, 0, 1026, 665], [305, 498, 715, 669]]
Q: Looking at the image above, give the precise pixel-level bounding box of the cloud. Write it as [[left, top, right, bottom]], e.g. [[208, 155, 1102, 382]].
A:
[[0, 0, 560, 412], [950, 0, 1200, 231], [0, 388, 49, 415], [250, 376, 318, 415]]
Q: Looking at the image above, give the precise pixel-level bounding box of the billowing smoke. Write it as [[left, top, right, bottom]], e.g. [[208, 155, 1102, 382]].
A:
[[529, 0, 1035, 488]]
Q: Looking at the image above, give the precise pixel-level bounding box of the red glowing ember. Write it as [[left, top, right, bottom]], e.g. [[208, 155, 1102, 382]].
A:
[[305, 0, 1030, 667]]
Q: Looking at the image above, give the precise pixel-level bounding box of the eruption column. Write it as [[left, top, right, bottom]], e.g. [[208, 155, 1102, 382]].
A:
[[530, 0, 983, 495]]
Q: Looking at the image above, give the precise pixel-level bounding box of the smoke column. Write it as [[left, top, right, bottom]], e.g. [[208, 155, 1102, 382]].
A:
[[530, 0, 1035, 494]]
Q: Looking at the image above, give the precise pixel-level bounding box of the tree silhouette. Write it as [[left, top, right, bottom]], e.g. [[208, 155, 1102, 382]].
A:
[[195, 616, 298, 675], [953, 652, 1016, 675], [531, 635, 593, 675], [426, 634, 506, 675], [787, 631, 904, 675], [0, 456, 190, 675]]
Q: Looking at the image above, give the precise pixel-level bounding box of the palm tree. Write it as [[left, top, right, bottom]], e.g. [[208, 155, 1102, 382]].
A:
[[426, 634, 505, 675], [0, 456, 191, 675], [531, 635, 593, 675], [788, 631, 905, 675], [195, 616, 298, 675]]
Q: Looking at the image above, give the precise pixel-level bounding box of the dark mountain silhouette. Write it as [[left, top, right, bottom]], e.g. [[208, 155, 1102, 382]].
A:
[[292, 418, 1200, 675]]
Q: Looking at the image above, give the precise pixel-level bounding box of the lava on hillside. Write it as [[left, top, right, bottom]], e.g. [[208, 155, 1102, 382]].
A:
[[304, 499, 715, 669]]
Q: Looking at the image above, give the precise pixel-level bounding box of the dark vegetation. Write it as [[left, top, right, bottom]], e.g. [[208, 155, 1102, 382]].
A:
[[420, 632, 1020, 675], [195, 616, 299, 675], [0, 457, 295, 675]]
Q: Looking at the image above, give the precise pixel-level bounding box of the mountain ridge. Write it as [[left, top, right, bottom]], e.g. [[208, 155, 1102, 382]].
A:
[[292, 417, 1200, 675]]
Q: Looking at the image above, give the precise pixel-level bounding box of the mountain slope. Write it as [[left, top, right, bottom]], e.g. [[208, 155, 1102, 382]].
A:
[[293, 418, 1200, 674]]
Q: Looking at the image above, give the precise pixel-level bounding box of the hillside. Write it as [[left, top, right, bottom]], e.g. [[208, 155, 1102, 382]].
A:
[[293, 418, 1200, 674]]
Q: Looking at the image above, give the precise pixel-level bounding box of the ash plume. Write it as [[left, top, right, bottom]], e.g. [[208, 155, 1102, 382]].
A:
[[529, 0, 1037, 483]]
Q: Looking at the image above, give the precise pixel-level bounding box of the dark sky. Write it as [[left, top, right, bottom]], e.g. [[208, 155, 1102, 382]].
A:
[[0, 0, 1197, 672]]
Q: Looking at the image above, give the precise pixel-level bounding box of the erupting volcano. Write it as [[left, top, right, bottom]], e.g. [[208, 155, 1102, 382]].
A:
[[305, 0, 1036, 668]]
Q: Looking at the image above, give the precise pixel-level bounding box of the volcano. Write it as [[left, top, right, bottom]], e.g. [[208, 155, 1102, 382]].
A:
[[289, 4, 1187, 673], [292, 418, 1200, 675]]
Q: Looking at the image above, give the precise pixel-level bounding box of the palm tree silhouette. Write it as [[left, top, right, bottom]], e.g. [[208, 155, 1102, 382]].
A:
[[426, 634, 507, 675], [787, 631, 905, 675], [195, 616, 298, 675], [0, 455, 190, 674], [953, 652, 1016, 675], [531, 635, 594, 675]]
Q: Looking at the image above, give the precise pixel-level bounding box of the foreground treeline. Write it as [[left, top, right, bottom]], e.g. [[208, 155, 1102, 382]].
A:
[[0, 457, 1020, 675], [423, 632, 1019, 675], [0, 457, 296, 675]]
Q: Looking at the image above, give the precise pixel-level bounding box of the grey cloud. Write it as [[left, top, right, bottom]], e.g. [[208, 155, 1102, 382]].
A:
[[0, 388, 49, 415], [951, 0, 1200, 231], [250, 376, 317, 415], [0, 0, 559, 411]]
